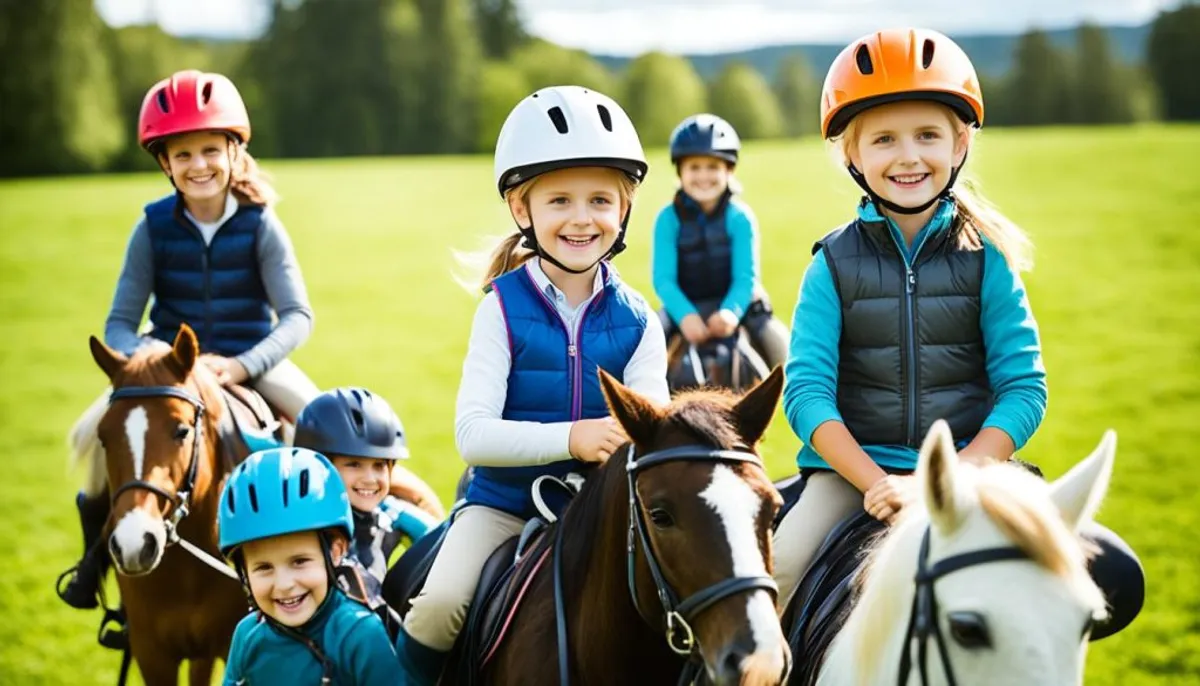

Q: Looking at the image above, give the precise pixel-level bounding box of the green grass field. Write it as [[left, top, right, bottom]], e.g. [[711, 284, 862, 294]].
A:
[[1, 125, 1197, 685]]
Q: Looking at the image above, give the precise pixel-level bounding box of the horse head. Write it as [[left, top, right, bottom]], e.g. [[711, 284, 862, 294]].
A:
[[829, 420, 1114, 685], [600, 365, 790, 686], [89, 324, 222, 576]]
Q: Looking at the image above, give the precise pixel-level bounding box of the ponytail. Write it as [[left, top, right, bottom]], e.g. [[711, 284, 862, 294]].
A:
[[229, 144, 279, 207], [952, 177, 1034, 272]]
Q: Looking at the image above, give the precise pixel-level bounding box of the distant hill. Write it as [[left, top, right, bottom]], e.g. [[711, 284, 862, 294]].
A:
[[591, 22, 1152, 81]]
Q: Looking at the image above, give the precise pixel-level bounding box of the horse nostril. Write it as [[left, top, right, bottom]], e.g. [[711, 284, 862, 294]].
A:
[[716, 646, 749, 685], [139, 532, 160, 567]]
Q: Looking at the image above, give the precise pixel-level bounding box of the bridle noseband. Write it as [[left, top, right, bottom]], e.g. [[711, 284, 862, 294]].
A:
[[897, 527, 1027, 686], [108, 385, 206, 537]]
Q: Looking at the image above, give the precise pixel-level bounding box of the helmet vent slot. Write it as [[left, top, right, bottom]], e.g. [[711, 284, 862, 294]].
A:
[[281, 479, 289, 507], [299, 469, 310, 498], [247, 484, 259, 513], [855, 44, 874, 75], [922, 39, 936, 69], [226, 487, 236, 514], [200, 81, 214, 105], [547, 106, 569, 134], [596, 104, 613, 132], [156, 89, 170, 114]]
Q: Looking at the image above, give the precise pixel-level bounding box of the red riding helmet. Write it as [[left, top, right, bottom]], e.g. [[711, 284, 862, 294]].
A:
[[138, 70, 251, 151]]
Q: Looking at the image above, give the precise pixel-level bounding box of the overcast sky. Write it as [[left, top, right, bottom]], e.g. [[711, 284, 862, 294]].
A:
[[95, 0, 1180, 56]]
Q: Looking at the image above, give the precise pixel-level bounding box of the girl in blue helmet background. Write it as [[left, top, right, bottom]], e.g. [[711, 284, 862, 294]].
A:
[[219, 447, 402, 685], [651, 113, 790, 371], [293, 387, 441, 625]]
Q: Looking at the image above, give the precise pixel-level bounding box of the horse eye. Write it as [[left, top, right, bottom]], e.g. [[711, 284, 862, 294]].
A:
[[173, 424, 191, 442], [948, 612, 991, 649], [648, 508, 675, 529]]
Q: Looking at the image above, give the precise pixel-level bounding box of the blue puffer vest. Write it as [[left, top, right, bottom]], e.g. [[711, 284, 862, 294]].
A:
[[466, 263, 649, 518], [144, 194, 272, 356], [674, 189, 733, 302]]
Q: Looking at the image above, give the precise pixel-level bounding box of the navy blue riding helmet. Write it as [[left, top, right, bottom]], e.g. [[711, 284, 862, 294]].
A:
[[294, 387, 409, 461], [669, 114, 742, 166]]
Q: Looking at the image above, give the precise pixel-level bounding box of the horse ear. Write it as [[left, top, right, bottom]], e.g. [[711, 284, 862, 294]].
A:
[[918, 420, 965, 533], [90, 335, 127, 380], [599, 368, 663, 447], [1049, 430, 1116, 531], [731, 365, 784, 447], [170, 324, 199, 376]]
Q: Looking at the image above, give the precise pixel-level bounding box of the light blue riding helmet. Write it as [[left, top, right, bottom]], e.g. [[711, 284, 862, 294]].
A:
[[218, 447, 353, 558]]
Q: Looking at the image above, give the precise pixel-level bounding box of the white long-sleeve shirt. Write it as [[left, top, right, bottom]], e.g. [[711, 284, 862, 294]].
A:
[[455, 260, 670, 467]]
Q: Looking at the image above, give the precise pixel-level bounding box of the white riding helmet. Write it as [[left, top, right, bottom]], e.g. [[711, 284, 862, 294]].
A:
[[493, 86, 648, 197]]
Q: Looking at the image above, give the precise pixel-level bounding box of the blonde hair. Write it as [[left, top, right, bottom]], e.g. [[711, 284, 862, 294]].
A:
[[837, 107, 1033, 272], [458, 170, 640, 292], [229, 143, 279, 207]]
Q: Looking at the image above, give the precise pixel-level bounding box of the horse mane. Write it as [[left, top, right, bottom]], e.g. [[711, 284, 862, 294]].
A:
[[847, 462, 1107, 682], [69, 344, 226, 495], [557, 387, 747, 580]]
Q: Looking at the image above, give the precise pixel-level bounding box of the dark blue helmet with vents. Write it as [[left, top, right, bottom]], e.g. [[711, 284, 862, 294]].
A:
[[294, 387, 409, 461], [669, 114, 741, 165]]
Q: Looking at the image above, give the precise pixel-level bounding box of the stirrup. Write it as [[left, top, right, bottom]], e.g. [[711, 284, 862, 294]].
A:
[[98, 607, 129, 651], [55, 564, 99, 610]]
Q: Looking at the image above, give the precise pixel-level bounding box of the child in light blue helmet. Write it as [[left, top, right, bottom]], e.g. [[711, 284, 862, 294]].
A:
[[219, 447, 402, 685], [294, 388, 440, 622]]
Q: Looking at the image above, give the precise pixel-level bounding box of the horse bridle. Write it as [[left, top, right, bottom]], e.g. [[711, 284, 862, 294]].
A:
[[553, 443, 779, 685], [896, 527, 1027, 686], [107, 385, 205, 538]]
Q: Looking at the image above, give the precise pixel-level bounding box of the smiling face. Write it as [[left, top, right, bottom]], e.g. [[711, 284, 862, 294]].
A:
[[845, 100, 969, 210], [242, 531, 346, 627], [508, 166, 630, 275], [331, 455, 391, 512], [678, 155, 732, 207], [158, 130, 234, 203]]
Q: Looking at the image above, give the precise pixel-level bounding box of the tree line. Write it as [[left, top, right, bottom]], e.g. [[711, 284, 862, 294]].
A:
[[2, 0, 1198, 177]]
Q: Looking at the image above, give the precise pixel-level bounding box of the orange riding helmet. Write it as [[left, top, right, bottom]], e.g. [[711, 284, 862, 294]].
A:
[[820, 28, 984, 139]]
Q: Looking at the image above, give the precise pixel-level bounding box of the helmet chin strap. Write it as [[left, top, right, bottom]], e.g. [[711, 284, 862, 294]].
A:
[[847, 151, 969, 215], [517, 205, 634, 276]]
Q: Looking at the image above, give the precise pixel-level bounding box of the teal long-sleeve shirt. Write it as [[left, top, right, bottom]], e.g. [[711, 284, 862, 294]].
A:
[[782, 199, 1048, 472], [651, 194, 760, 323], [222, 590, 402, 685]]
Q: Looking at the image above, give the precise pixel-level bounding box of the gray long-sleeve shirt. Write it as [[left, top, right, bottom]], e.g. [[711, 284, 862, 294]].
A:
[[104, 207, 314, 379]]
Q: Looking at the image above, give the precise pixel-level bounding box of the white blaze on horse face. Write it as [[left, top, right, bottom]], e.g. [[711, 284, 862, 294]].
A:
[[125, 406, 149, 479], [701, 465, 787, 673]]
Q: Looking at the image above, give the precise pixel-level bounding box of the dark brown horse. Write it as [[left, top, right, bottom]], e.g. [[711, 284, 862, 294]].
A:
[[81, 325, 248, 685], [477, 367, 791, 686]]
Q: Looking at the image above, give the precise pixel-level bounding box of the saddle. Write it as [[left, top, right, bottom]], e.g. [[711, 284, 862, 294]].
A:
[[382, 514, 556, 685], [215, 384, 286, 465]]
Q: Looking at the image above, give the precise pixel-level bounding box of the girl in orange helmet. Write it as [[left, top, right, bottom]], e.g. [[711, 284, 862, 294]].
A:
[[774, 28, 1142, 640]]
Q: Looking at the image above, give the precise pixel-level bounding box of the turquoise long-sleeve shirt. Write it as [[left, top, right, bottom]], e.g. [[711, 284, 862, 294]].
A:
[[651, 194, 760, 322], [782, 199, 1048, 471], [222, 590, 402, 685]]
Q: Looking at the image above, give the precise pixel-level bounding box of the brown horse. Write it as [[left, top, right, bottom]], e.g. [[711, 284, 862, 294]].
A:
[[477, 367, 791, 686], [80, 325, 249, 685]]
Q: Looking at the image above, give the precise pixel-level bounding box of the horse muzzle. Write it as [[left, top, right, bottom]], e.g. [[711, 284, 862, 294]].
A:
[[709, 631, 791, 686], [108, 508, 167, 575]]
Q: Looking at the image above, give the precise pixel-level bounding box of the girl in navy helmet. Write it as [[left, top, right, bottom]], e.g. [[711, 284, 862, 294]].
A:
[[219, 448, 402, 685], [652, 113, 790, 370], [294, 387, 442, 617]]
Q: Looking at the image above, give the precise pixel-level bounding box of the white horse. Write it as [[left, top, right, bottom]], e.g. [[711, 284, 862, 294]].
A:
[[818, 420, 1113, 686]]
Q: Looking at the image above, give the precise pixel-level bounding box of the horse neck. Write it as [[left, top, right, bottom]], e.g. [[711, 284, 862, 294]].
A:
[[561, 451, 681, 679]]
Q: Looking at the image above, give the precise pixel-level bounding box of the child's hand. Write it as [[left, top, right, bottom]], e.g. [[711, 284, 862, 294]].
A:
[[569, 417, 628, 464], [863, 474, 918, 525], [680, 314, 709, 345], [200, 354, 249, 386], [706, 309, 739, 337]]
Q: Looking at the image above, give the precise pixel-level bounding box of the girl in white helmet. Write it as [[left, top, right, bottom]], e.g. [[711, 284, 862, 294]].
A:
[[393, 86, 670, 683]]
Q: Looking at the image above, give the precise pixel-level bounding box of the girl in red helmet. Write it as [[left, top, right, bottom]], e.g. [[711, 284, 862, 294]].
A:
[[774, 28, 1142, 641], [57, 70, 321, 617]]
